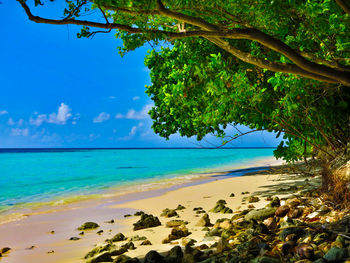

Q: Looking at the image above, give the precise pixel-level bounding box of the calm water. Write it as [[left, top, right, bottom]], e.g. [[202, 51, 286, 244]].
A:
[[0, 148, 275, 213]]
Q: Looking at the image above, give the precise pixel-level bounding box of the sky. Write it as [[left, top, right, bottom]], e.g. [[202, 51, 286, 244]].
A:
[[0, 1, 282, 148]]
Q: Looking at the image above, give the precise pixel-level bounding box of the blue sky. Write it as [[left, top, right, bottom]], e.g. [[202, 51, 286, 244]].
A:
[[0, 1, 281, 148]]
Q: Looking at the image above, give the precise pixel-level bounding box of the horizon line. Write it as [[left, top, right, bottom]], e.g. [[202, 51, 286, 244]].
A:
[[0, 147, 277, 150]]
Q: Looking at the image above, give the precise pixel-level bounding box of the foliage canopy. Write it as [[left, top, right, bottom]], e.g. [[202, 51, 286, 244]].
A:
[[18, 0, 350, 162]]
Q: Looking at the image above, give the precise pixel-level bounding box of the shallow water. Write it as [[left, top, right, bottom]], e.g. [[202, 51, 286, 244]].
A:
[[0, 148, 275, 213]]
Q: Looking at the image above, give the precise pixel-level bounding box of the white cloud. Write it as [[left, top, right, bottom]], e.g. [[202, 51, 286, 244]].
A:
[[30, 114, 47, 126], [93, 112, 110, 123], [129, 126, 137, 136], [0, 110, 8, 116], [11, 128, 29, 137], [108, 96, 117, 99], [7, 118, 15, 126], [115, 104, 153, 120], [48, 103, 72, 124], [29, 103, 73, 126], [18, 119, 24, 126], [132, 96, 140, 101], [115, 113, 124, 119], [117, 122, 144, 141]]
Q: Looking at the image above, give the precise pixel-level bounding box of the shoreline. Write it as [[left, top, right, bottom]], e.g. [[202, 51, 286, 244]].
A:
[[0, 156, 279, 226], [0, 157, 286, 263]]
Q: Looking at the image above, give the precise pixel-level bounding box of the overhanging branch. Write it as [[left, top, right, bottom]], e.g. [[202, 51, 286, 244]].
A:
[[17, 0, 349, 86], [335, 0, 350, 15]]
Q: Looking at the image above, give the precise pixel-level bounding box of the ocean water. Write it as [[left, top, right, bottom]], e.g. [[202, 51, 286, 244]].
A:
[[0, 148, 275, 214]]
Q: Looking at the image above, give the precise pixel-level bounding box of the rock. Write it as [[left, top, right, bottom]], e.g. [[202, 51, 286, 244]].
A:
[[134, 211, 145, 216], [280, 227, 306, 241], [216, 199, 227, 205], [121, 242, 135, 250], [176, 204, 186, 210], [0, 247, 11, 254], [241, 191, 250, 195], [209, 204, 224, 213], [281, 241, 295, 256], [78, 222, 99, 230], [144, 250, 165, 263], [248, 196, 260, 203], [275, 205, 290, 217], [210, 200, 233, 213], [26, 246, 36, 250], [218, 219, 232, 230], [216, 239, 229, 253], [205, 227, 222, 237], [128, 235, 146, 241], [79, 231, 84, 235], [47, 250, 55, 254], [109, 233, 126, 242], [85, 244, 116, 259], [248, 204, 255, 208], [105, 219, 115, 223], [267, 196, 280, 207], [222, 207, 233, 214], [230, 193, 235, 197], [124, 214, 132, 218], [140, 240, 152, 245], [87, 252, 113, 263], [172, 226, 190, 238], [244, 207, 276, 221], [163, 226, 190, 243], [161, 208, 178, 218], [166, 245, 183, 263], [181, 238, 197, 247], [263, 217, 277, 229], [193, 207, 203, 211], [97, 230, 103, 235], [133, 214, 161, 230], [113, 255, 139, 263], [195, 213, 212, 227], [287, 208, 303, 218], [109, 247, 127, 256], [323, 247, 348, 262], [166, 220, 186, 228], [296, 243, 314, 259], [69, 237, 80, 241], [197, 244, 209, 250], [286, 198, 301, 207], [50, 230, 55, 234], [221, 229, 235, 240], [250, 256, 280, 263]]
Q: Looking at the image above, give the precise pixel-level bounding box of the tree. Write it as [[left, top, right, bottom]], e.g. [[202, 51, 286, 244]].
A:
[[18, 0, 350, 166]]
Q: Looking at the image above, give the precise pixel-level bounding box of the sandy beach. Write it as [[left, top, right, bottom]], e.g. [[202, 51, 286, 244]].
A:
[[0, 158, 311, 263]]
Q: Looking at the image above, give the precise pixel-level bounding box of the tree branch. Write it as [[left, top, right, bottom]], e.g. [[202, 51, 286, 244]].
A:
[[17, 0, 349, 85], [155, 3, 350, 85], [18, 0, 143, 33], [335, 0, 350, 15], [218, 129, 267, 148], [209, 37, 338, 84]]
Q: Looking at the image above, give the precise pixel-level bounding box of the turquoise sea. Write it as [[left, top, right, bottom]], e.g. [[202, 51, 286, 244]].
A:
[[0, 148, 275, 215]]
